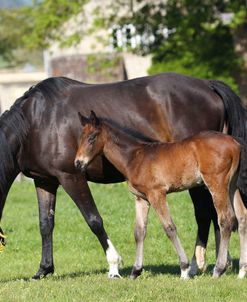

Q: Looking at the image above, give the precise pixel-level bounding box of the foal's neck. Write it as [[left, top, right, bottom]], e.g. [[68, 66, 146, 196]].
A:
[[102, 123, 142, 178]]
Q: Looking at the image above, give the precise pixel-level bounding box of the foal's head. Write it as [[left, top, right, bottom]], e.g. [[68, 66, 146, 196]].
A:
[[75, 111, 104, 172]]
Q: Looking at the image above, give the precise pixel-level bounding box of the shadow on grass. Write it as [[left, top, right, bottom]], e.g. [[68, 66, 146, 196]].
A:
[[0, 258, 240, 283], [53, 264, 181, 280]]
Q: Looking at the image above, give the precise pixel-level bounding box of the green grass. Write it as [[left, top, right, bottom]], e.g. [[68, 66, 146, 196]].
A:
[[0, 181, 246, 302]]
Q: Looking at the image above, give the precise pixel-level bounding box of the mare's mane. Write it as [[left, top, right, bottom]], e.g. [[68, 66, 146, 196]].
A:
[[0, 91, 30, 196], [32, 77, 83, 102]]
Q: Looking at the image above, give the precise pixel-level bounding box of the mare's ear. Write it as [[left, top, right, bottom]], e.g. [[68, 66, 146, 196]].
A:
[[78, 112, 88, 127], [90, 110, 100, 127]]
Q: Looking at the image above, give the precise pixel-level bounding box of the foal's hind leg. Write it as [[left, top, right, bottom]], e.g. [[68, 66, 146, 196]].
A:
[[233, 190, 247, 279], [148, 190, 190, 279], [58, 173, 122, 278], [189, 187, 232, 276], [130, 196, 150, 279], [33, 179, 58, 279], [204, 178, 235, 278]]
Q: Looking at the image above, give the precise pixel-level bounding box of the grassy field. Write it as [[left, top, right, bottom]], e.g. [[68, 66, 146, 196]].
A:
[[0, 180, 246, 302]]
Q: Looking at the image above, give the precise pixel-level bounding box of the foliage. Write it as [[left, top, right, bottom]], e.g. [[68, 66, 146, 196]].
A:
[[1, 0, 246, 85], [0, 180, 246, 301], [0, 0, 88, 65], [147, 1, 246, 89], [22, 0, 89, 49], [94, 0, 247, 88], [0, 7, 29, 62]]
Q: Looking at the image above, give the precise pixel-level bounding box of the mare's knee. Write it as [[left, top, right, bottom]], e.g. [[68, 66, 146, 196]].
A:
[[40, 217, 54, 236], [87, 214, 104, 235]]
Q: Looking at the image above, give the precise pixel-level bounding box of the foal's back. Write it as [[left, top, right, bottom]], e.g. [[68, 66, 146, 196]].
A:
[[130, 131, 241, 194]]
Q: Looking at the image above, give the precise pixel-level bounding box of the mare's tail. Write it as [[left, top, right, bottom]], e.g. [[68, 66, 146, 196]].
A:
[[209, 80, 247, 203]]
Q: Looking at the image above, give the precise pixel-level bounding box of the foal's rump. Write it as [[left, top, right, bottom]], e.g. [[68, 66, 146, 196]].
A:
[[189, 131, 241, 184]]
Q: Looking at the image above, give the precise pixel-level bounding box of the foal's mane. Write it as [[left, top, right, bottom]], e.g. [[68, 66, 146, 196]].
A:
[[102, 118, 157, 145]]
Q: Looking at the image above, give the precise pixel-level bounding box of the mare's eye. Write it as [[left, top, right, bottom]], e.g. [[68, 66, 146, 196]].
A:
[[88, 134, 97, 144]]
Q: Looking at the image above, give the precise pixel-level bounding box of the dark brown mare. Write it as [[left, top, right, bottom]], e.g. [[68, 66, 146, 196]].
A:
[[75, 111, 247, 279], [0, 73, 246, 279]]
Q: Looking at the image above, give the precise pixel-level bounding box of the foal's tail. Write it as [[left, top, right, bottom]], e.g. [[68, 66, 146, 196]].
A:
[[209, 80, 247, 203]]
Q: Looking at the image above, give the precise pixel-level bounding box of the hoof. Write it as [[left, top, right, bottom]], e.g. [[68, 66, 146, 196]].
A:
[[130, 267, 142, 279], [108, 273, 122, 279], [212, 266, 226, 278], [32, 265, 54, 280], [238, 267, 247, 279], [180, 267, 191, 280], [189, 256, 206, 277]]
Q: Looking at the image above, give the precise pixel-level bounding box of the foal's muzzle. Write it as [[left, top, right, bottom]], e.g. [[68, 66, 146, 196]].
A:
[[74, 159, 88, 173]]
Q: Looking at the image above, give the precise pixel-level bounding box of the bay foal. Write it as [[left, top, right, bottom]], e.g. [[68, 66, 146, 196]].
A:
[[75, 111, 247, 279]]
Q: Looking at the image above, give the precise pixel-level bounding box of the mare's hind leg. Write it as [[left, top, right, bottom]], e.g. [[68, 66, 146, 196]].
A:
[[130, 196, 150, 279], [33, 179, 58, 279], [58, 173, 122, 278], [148, 190, 190, 279], [189, 187, 212, 275], [233, 190, 247, 279]]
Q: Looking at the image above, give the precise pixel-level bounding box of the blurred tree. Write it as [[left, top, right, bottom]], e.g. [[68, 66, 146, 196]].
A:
[[1, 0, 246, 97], [0, 7, 28, 62], [93, 0, 247, 91], [22, 0, 89, 49], [0, 0, 88, 66]]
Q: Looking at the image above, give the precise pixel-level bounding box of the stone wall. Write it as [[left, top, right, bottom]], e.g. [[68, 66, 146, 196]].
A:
[[50, 53, 127, 83], [50, 52, 151, 83], [0, 71, 45, 112]]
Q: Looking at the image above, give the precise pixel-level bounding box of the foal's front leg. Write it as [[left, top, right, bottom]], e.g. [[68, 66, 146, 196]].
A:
[[148, 190, 190, 279], [130, 196, 150, 279]]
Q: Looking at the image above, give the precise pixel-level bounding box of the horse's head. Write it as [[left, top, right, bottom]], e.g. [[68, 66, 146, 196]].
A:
[[75, 111, 104, 173]]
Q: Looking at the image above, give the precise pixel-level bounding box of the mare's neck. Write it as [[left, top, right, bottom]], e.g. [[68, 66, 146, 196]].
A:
[[102, 124, 142, 178]]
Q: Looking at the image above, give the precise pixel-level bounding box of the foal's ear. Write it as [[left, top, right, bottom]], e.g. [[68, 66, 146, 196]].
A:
[[90, 110, 100, 127], [78, 112, 88, 127]]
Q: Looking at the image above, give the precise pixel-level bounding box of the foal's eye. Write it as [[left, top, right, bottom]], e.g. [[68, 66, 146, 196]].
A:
[[88, 134, 97, 144]]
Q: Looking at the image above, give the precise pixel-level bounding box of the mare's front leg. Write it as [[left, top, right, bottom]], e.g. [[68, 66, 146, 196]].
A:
[[58, 173, 122, 278], [148, 190, 190, 279], [33, 179, 58, 279], [130, 196, 150, 279]]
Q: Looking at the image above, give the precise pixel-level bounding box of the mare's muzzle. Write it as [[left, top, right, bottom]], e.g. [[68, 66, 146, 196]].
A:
[[74, 159, 88, 173]]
